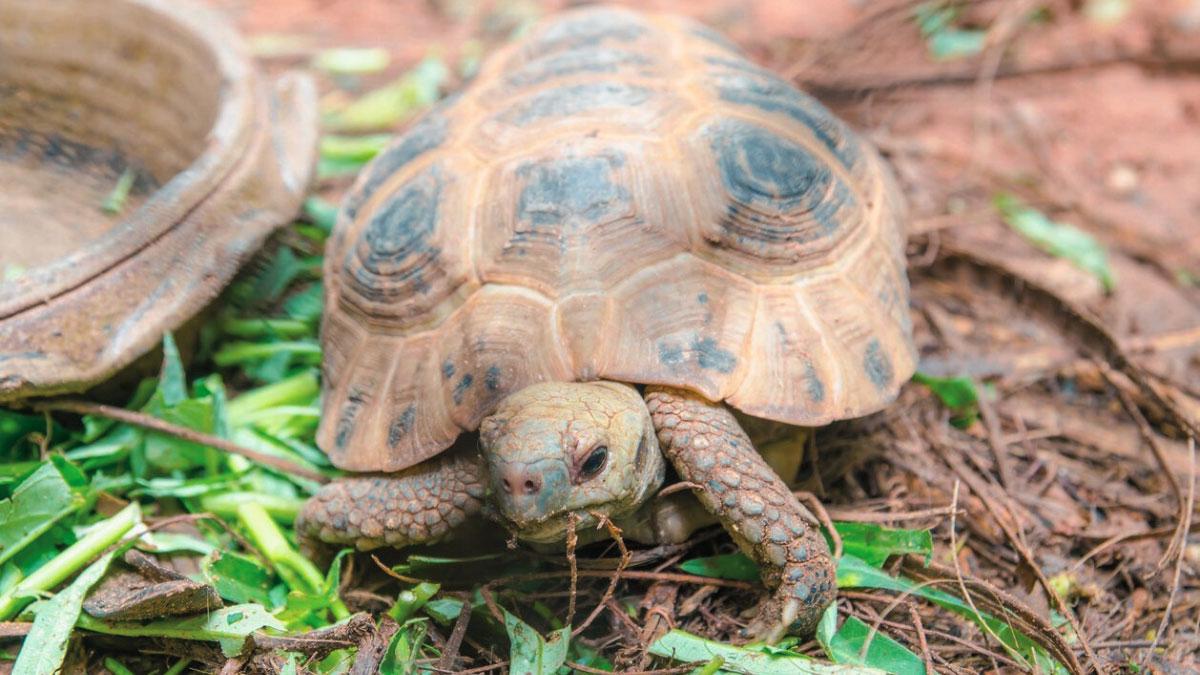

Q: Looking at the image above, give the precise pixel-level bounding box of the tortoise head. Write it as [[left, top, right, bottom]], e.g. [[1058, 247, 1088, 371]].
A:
[[479, 381, 665, 543]]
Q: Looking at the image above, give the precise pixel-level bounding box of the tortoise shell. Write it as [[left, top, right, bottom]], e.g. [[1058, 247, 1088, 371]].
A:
[[320, 6, 916, 472]]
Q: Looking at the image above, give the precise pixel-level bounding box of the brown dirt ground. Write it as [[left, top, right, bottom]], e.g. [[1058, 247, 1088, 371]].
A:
[[203, 0, 1200, 672]]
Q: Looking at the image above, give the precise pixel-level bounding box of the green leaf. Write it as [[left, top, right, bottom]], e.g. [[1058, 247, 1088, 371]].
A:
[[678, 552, 760, 581], [912, 373, 981, 428], [389, 581, 440, 623], [323, 55, 448, 132], [380, 619, 429, 675], [13, 548, 117, 675], [927, 28, 986, 60], [1084, 0, 1131, 24], [0, 463, 85, 567], [205, 551, 277, 606], [76, 603, 285, 656], [303, 197, 339, 234], [818, 614, 926, 675], [0, 409, 44, 455], [836, 555, 1068, 674], [158, 333, 188, 407], [833, 522, 933, 568], [424, 597, 465, 624], [995, 193, 1116, 292], [649, 629, 883, 674], [319, 134, 392, 164], [504, 608, 570, 675], [312, 47, 390, 75]]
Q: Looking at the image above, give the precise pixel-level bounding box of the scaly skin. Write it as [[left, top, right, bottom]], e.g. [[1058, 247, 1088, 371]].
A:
[[644, 386, 835, 640], [297, 448, 486, 550]]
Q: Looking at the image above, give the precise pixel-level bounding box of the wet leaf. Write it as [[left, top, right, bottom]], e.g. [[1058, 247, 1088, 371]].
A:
[[649, 629, 883, 674], [995, 193, 1116, 292], [504, 608, 569, 675]]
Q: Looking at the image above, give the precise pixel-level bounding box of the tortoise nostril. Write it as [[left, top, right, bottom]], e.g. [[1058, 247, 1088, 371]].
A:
[[501, 478, 513, 494], [523, 477, 541, 495]]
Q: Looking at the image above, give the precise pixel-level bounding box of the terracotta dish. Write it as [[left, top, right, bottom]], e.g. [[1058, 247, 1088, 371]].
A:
[[0, 0, 317, 400]]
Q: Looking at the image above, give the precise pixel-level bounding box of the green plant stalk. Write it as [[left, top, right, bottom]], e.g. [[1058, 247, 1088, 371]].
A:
[[389, 582, 441, 622], [213, 341, 321, 366], [237, 502, 349, 620], [221, 318, 313, 339], [200, 491, 304, 523], [102, 168, 136, 214], [697, 656, 726, 675], [103, 657, 136, 675], [0, 502, 140, 620], [226, 371, 320, 424], [163, 659, 191, 675]]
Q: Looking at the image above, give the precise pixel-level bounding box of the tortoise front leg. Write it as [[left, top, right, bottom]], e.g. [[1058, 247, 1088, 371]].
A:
[[644, 387, 835, 641], [298, 449, 486, 550]]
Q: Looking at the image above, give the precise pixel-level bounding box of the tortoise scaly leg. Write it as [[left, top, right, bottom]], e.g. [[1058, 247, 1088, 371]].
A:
[[644, 387, 835, 641], [297, 449, 486, 550]]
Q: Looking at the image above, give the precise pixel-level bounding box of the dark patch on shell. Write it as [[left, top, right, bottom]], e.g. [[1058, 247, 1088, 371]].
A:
[[863, 338, 894, 390], [386, 405, 416, 449], [452, 374, 475, 406], [507, 47, 652, 88], [497, 82, 650, 126], [345, 166, 443, 301], [343, 111, 448, 221]]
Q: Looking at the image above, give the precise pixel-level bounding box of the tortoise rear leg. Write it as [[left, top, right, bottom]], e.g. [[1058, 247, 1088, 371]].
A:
[[298, 448, 487, 551], [644, 387, 835, 641]]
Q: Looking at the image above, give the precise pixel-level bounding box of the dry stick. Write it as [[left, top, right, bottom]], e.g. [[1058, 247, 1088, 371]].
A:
[[32, 399, 328, 483], [910, 601, 934, 675], [572, 512, 631, 638], [437, 592, 473, 673], [944, 481, 1023, 671], [796, 491, 843, 560], [824, 504, 961, 523], [974, 388, 1016, 491], [565, 512, 580, 627], [370, 554, 425, 585], [1145, 438, 1196, 663], [941, 448, 1098, 675]]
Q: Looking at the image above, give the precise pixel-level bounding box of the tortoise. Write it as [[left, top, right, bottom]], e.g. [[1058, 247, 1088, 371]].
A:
[[298, 5, 915, 639], [0, 0, 316, 401]]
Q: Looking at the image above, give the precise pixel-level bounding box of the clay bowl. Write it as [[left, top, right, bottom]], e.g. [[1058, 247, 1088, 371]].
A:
[[0, 0, 317, 400]]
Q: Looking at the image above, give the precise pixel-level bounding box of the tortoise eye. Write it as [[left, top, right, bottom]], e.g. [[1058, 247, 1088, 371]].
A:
[[580, 445, 608, 479]]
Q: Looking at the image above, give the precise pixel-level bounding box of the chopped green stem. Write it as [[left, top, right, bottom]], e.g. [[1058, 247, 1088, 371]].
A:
[[213, 341, 321, 366], [697, 656, 726, 675], [233, 406, 321, 427], [104, 657, 136, 675], [200, 491, 305, 523], [237, 503, 350, 620], [0, 502, 140, 620], [389, 582, 441, 622], [221, 318, 313, 339], [102, 168, 136, 214], [226, 371, 320, 424], [163, 658, 191, 675]]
